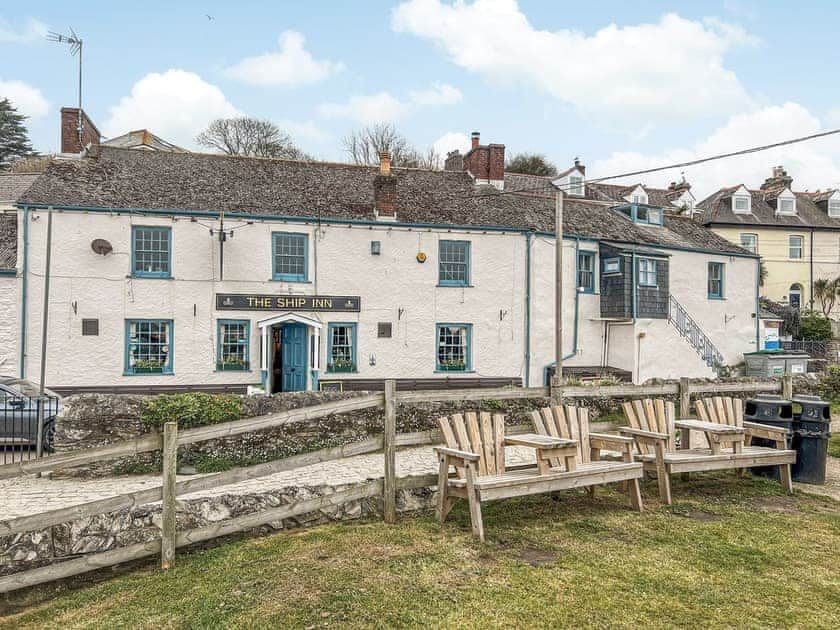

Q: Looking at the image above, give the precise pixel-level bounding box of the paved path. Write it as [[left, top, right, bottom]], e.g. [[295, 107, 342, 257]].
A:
[[0, 445, 539, 522]]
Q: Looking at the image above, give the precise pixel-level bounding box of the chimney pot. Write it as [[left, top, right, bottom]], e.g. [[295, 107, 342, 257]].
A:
[[379, 150, 391, 176], [471, 131, 480, 149]]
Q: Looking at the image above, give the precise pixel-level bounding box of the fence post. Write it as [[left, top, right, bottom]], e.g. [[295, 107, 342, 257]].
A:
[[782, 373, 793, 400], [383, 379, 397, 524], [679, 377, 691, 418], [161, 422, 178, 570]]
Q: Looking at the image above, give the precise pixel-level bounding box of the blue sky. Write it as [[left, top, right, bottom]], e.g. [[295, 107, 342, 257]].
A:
[[4, 0, 840, 197]]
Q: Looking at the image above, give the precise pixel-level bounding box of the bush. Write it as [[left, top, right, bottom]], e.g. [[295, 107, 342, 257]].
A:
[[798, 311, 832, 341], [140, 393, 245, 430], [818, 366, 840, 403]]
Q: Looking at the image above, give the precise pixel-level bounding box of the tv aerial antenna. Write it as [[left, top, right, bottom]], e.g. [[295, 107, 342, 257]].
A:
[[47, 28, 84, 147]]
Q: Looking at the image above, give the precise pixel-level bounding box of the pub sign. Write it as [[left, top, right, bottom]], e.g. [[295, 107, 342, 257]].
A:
[[216, 294, 361, 312]]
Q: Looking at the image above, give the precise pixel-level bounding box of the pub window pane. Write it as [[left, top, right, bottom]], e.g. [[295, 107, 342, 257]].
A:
[[638, 258, 657, 287], [327, 323, 357, 372], [132, 226, 171, 278], [217, 320, 250, 370], [438, 240, 470, 286], [708, 262, 725, 298], [436, 324, 471, 371], [272, 232, 308, 282], [577, 252, 595, 292], [125, 319, 173, 374]]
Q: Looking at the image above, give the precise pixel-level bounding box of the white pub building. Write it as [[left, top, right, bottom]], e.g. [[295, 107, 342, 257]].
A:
[[2, 128, 761, 395]]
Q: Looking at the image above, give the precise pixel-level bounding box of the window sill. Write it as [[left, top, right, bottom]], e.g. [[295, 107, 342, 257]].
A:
[[326, 370, 358, 375], [0, 269, 16, 276], [437, 284, 473, 288], [124, 371, 174, 376], [131, 274, 173, 280], [270, 278, 312, 284], [434, 370, 476, 374], [707, 296, 726, 301]]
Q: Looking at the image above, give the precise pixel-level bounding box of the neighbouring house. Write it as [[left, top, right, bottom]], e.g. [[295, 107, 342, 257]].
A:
[[60, 106, 183, 153], [8, 118, 759, 394], [697, 165, 840, 313], [0, 172, 39, 375], [102, 129, 186, 152]]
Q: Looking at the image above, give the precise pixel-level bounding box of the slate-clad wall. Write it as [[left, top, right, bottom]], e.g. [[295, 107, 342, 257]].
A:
[[599, 245, 630, 319], [636, 257, 669, 319]]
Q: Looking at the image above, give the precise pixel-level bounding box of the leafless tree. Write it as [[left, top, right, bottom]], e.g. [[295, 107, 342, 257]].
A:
[[342, 123, 440, 169], [196, 117, 310, 159]]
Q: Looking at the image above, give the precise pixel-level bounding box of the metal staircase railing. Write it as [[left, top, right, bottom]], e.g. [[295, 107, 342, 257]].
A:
[[668, 295, 724, 372]]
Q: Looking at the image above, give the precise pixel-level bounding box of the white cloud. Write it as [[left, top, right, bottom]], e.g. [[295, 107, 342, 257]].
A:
[[275, 119, 330, 144], [0, 79, 49, 118], [392, 1, 755, 127], [432, 131, 471, 157], [225, 30, 344, 87], [0, 17, 47, 44], [409, 82, 462, 107], [318, 82, 462, 124], [591, 103, 840, 198], [103, 70, 241, 147]]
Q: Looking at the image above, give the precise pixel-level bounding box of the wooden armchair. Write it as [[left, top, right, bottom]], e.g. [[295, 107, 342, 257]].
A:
[[435, 409, 644, 541], [619, 397, 796, 505]]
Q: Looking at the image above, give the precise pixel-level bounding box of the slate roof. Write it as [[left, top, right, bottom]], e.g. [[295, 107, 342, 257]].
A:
[[0, 173, 39, 203], [102, 129, 186, 152], [696, 187, 840, 228], [19, 146, 748, 255]]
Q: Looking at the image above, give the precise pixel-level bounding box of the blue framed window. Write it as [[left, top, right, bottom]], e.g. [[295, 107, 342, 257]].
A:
[[327, 323, 357, 372], [602, 257, 621, 274], [708, 262, 725, 298], [125, 319, 173, 375], [272, 232, 308, 282], [436, 323, 472, 372], [438, 240, 470, 286], [577, 252, 595, 293], [616, 204, 664, 227], [638, 258, 657, 287], [217, 320, 250, 371], [132, 226, 171, 278]]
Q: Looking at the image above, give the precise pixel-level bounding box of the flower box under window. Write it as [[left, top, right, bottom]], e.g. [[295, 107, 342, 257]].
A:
[[438, 361, 467, 372], [327, 361, 356, 373], [217, 360, 250, 372], [132, 361, 165, 374]]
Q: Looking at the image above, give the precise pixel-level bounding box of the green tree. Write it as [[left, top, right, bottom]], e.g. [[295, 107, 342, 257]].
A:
[[0, 98, 34, 170], [813, 277, 840, 316], [505, 152, 558, 177], [798, 310, 832, 341]]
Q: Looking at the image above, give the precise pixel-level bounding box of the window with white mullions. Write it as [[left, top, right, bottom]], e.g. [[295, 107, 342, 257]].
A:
[[638, 258, 657, 287], [438, 240, 470, 286], [577, 252, 595, 292], [125, 319, 172, 374], [132, 226, 171, 277], [436, 324, 471, 371], [273, 233, 308, 281], [708, 262, 725, 298], [789, 235, 803, 259], [217, 320, 250, 370], [740, 233, 757, 254], [327, 323, 357, 372]]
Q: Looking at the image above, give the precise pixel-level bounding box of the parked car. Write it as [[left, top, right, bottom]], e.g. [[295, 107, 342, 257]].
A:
[[0, 376, 62, 453]]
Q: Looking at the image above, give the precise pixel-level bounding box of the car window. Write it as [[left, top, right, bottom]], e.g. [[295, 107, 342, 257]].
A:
[[4, 380, 40, 397]]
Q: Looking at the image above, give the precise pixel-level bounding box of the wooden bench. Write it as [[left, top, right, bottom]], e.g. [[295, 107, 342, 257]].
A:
[[619, 397, 797, 505], [435, 409, 644, 541]]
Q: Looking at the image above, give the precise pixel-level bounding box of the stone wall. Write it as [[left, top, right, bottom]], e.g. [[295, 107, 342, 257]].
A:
[[0, 481, 435, 577], [54, 390, 552, 478]]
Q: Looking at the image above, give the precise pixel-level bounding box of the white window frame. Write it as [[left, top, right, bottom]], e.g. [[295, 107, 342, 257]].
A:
[[733, 195, 751, 214], [778, 197, 796, 215], [828, 200, 840, 218], [569, 175, 584, 196], [740, 233, 757, 254], [789, 235, 803, 260]]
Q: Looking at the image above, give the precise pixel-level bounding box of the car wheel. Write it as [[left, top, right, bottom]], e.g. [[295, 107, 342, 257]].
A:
[[42, 419, 56, 454]]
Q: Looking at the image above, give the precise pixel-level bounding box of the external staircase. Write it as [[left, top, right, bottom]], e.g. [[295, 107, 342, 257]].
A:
[[668, 295, 724, 373]]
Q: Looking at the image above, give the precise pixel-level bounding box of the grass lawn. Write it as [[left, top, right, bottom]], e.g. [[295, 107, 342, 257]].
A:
[[1, 474, 838, 629]]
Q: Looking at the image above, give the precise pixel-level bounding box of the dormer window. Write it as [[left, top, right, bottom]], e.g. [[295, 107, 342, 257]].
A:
[[569, 175, 584, 196], [829, 200, 840, 218], [779, 198, 795, 214], [625, 185, 648, 205], [615, 204, 664, 227], [733, 195, 751, 214]]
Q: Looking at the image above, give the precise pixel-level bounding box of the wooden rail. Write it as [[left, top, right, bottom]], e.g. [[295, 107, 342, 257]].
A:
[[0, 376, 790, 593]]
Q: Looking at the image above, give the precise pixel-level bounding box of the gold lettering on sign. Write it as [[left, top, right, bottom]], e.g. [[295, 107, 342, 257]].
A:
[[313, 298, 332, 309], [247, 297, 273, 308]]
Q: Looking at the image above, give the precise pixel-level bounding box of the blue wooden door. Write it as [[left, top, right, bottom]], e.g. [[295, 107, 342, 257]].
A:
[[281, 323, 307, 391]]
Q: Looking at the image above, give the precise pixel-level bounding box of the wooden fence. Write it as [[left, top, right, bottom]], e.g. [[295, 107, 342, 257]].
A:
[[0, 376, 788, 593]]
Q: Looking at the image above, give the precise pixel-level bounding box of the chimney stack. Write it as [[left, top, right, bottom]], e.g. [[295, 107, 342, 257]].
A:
[[462, 131, 505, 190], [471, 131, 480, 150], [574, 157, 586, 175], [60, 107, 101, 154], [374, 151, 397, 220], [760, 165, 793, 192]]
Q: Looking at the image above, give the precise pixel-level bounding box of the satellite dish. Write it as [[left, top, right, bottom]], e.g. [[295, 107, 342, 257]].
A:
[[91, 239, 113, 255]]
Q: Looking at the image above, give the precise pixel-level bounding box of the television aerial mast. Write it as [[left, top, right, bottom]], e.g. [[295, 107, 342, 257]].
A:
[[47, 28, 84, 148]]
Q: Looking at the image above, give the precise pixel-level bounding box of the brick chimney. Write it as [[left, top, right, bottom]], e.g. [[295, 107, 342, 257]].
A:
[[667, 178, 691, 194], [61, 107, 101, 154], [760, 165, 793, 192], [373, 151, 397, 220], [462, 131, 505, 190]]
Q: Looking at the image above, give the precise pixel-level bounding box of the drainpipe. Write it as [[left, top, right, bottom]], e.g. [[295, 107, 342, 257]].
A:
[[809, 226, 814, 309], [755, 257, 761, 350], [543, 237, 581, 385], [631, 252, 638, 320], [524, 232, 532, 387], [19, 206, 29, 378]]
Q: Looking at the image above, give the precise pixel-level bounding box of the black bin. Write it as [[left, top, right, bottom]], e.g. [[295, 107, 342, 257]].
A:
[[744, 395, 793, 480], [791, 396, 831, 485]]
